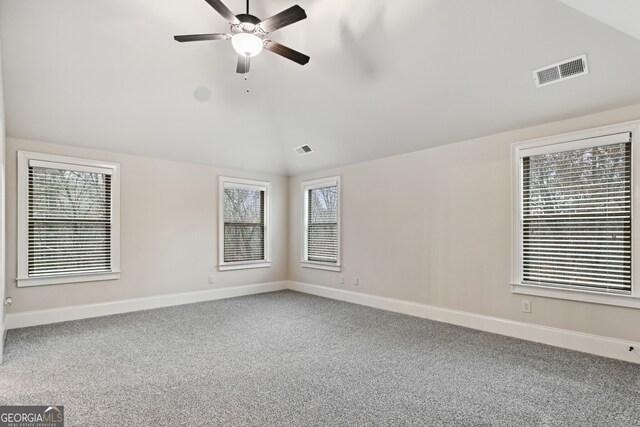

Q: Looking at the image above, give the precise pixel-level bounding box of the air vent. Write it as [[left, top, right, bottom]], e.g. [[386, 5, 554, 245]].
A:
[[533, 54, 589, 88], [295, 145, 313, 156]]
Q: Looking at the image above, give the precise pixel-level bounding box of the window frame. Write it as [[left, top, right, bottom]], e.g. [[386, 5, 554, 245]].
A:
[[218, 176, 271, 271], [511, 121, 640, 309], [301, 176, 341, 272], [17, 151, 121, 287]]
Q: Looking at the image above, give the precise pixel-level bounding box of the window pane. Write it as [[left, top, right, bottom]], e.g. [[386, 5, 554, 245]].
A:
[[308, 186, 338, 263], [28, 223, 111, 276], [28, 166, 112, 277], [522, 142, 631, 294], [223, 188, 265, 262]]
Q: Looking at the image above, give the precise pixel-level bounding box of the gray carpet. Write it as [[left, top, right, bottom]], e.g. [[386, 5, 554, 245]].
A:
[[1, 291, 639, 426]]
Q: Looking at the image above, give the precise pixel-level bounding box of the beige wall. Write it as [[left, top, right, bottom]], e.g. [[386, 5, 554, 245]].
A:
[[5, 137, 289, 313], [289, 103, 640, 343], [5, 104, 640, 343]]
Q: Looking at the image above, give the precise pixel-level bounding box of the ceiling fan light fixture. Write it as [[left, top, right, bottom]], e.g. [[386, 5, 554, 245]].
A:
[[231, 33, 263, 57]]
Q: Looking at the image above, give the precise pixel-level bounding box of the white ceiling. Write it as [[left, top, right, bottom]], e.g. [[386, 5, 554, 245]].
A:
[[2, 0, 640, 175], [557, 0, 640, 42]]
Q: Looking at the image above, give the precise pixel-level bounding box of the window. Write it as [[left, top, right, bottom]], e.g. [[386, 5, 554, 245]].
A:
[[302, 176, 341, 271], [512, 123, 640, 308], [219, 177, 271, 271], [17, 152, 120, 287]]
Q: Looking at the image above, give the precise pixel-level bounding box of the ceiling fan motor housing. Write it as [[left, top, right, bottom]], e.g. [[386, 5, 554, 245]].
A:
[[232, 14, 265, 36]]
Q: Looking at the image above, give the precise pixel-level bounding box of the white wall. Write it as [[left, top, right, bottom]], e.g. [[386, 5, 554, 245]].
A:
[[0, 43, 6, 359], [5, 137, 288, 313], [289, 103, 640, 343]]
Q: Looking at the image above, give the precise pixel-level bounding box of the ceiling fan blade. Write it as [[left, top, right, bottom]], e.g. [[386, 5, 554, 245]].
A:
[[236, 56, 250, 74], [258, 5, 307, 33], [263, 40, 310, 65], [174, 33, 231, 42], [203, 0, 240, 24]]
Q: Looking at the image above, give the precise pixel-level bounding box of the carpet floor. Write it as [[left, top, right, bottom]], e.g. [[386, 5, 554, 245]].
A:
[[1, 290, 639, 426]]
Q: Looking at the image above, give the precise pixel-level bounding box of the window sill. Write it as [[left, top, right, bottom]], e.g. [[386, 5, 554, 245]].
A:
[[301, 261, 341, 272], [17, 272, 121, 288], [511, 283, 640, 309], [219, 261, 272, 271]]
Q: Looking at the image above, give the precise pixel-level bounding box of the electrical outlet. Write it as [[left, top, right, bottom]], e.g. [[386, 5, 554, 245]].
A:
[[208, 275, 215, 285], [354, 277, 359, 286], [521, 300, 532, 313], [339, 275, 344, 284]]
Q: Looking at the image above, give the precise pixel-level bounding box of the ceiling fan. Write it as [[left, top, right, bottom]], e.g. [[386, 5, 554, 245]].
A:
[[174, 0, 310, 74]]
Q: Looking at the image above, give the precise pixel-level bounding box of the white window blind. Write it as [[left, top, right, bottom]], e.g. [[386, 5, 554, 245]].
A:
[[219, 178, 270, 269], [521, 135, 632, 294], [306, 184, 339, 264], [28, 163, 112, 277]]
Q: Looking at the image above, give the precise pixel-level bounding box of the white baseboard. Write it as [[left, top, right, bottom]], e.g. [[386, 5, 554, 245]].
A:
[[287, 281, 640, 364], [5, 281, 287, 330], [6, 280, 639, 364]]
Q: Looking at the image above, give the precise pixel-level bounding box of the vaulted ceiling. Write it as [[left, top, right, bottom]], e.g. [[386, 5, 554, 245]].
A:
[[2, 0, 640, 175], [557, 0, 640, 42]]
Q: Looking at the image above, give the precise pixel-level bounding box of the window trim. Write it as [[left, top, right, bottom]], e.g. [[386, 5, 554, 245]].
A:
[[511, 121, 640, 308], [17, 151, 121, 287], [218, 176, 271, 271], [301, 176, 341, 272]]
